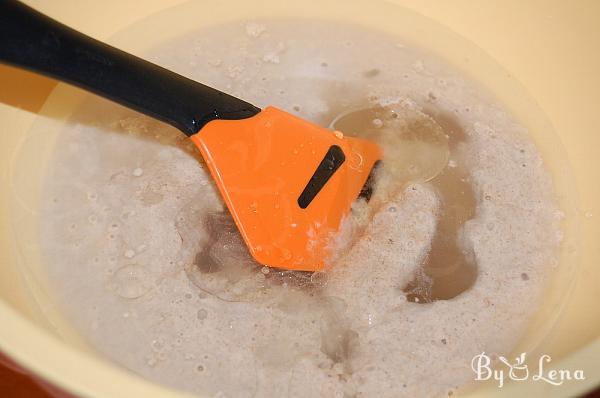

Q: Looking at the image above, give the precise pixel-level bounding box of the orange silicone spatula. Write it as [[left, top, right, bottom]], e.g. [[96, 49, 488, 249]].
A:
[[0, 0, 382, 271]]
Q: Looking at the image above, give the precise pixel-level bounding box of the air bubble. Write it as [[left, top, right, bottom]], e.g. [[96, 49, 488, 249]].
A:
[[245, 21, 266, 38], [108, 264, 152, 299], [151, 337, 165, 352], [184, 353, 195, 361], [331, 103, 449, 189], [197, 309, 208, 320]]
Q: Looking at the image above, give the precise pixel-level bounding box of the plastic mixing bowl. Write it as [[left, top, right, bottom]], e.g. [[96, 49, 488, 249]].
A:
[[0, 1, 598, 397]]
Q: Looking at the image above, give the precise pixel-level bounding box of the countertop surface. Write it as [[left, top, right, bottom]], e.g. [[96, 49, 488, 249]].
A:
[[0, 362, 51, 398]]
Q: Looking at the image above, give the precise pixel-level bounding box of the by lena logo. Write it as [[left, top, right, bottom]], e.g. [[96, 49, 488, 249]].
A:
[[471, 352, 585, 388]]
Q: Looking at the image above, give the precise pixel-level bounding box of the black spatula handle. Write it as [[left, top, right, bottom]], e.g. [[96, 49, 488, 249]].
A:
[[0, 0, 261, 136]]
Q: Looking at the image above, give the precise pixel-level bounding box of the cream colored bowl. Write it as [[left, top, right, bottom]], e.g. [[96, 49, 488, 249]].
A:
[[0, 0, 598, 397]]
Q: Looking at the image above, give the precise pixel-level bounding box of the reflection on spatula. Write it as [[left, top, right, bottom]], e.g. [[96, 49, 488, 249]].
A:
[[0, 1, 382, 271]]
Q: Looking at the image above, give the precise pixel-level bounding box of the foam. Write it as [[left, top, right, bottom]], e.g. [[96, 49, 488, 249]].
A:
[[39, 19, 561, 397]]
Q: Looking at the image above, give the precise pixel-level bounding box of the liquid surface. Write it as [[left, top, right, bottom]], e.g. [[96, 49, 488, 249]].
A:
[[39, 19, 563, 398], [331, 104, 478, 302]]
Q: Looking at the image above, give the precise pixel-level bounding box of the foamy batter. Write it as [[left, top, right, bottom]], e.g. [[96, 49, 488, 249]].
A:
[[39, 20, 562, 397]]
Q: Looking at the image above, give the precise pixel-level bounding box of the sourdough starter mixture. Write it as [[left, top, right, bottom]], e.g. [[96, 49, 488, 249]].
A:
[[39, 20, 563, 397]]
